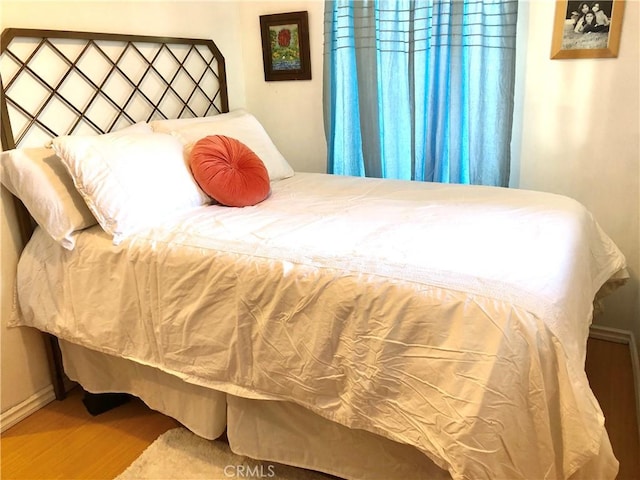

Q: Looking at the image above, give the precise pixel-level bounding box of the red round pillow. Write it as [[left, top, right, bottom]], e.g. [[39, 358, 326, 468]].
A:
[[189, 135, 270, 207]]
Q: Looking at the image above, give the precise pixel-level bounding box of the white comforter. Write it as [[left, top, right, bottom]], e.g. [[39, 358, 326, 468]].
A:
[[13, 173, 627, 479]]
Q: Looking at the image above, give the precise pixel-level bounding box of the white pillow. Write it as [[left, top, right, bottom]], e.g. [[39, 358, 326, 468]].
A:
[[0, 147, 97, 249], [1, 123, 153, 249], [149, 109, 247, 132], [151, 110, 295, 181], [52, 130, 208, 245]]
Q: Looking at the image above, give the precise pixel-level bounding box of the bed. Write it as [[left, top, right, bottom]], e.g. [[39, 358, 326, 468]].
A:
[[0, 29, 629, 480]]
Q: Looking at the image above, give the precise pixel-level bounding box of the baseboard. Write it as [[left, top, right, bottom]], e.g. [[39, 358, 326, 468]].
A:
[[589, 325, 640, 442], [0, 384, 55, 433]]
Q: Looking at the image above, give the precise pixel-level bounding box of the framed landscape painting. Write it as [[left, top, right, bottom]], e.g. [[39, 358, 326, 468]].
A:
[[260, 11, 311, 81], [551, 0, 625, 59]]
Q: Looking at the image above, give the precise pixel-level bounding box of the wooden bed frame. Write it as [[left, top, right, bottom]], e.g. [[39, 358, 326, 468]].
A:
[[1, 28, 229, 400]]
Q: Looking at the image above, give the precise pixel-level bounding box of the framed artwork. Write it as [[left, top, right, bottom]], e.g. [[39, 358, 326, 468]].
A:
[[551, 1, 625, 59], [260, 11, 311, 81]]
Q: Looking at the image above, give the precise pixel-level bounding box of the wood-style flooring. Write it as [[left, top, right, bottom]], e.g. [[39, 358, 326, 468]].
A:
[[585, 338, 640, 479], [1, 388, 179, 479], [1, 338, 639, 479]]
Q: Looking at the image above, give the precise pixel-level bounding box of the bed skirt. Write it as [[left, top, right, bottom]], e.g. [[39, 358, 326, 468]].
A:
[[59, 340, 618, 480], [60, 340, 227, 440], [60, 340, 449, 478]]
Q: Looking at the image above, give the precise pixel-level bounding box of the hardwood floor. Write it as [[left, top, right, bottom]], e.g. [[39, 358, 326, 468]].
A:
[[1, 388, 179, 479], [585, 338, 640, 479], [1, 338, 639, 479]]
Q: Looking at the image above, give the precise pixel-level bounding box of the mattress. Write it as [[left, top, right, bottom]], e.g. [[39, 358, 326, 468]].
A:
[[11, 172, 627, 479]]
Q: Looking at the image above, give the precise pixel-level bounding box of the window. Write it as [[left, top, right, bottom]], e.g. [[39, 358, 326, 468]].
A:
[[323, 0, 519, 186]]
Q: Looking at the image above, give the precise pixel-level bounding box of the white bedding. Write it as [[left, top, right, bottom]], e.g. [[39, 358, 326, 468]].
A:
[[12, 172, 627, 479]]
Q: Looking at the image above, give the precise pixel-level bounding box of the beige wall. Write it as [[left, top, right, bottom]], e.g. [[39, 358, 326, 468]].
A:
[[515, 0, 639, 346], [0, 0, 247, 413], [0, 1, 247, 108], [239, 1, 327, 174], [1, 187, 51, 411], [1, 0, 638, 416]]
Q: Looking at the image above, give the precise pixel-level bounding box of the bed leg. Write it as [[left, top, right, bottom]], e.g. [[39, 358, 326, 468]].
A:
[[42, 333, 67, 401]]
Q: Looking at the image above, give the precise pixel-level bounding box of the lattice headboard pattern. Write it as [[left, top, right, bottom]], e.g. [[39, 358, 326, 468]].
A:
[[1, 28, 229, 150], [1, 28, 229, 246]]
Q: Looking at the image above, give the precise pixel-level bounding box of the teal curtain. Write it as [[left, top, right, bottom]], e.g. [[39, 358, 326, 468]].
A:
[[323, 0, 518, 186]]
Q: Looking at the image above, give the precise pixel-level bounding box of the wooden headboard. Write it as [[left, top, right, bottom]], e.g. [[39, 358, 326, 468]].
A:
[[0, 28, 230, 400], [1, 28, 229, 244]]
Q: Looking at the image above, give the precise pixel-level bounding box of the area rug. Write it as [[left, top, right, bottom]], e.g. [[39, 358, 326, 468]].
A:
[[115, 427, 334, 480]]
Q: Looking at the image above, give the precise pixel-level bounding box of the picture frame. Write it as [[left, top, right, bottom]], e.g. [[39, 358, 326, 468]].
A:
[[260, 11, 311, 81], [551, 1, 625, 59]]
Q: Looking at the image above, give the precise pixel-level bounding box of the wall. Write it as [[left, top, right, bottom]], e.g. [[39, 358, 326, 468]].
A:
[[239, 0, 327, 174], [0, 0, 246, 415], [0, 1, 247, 109], [1, 186, 51, 414], [516, 0, 640, 347], [246, 0, 640, 344], [1, 0, 638, 417]]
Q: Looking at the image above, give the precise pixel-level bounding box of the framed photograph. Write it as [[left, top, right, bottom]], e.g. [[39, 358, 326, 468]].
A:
[[260, 11, 311, 81], [551, 1, 625, 59]]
